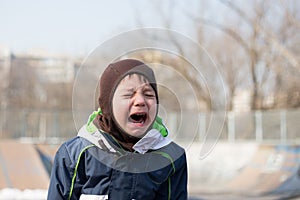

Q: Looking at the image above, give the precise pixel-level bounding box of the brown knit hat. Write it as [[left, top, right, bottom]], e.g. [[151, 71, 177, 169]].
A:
[[97, 59, 158, 151]]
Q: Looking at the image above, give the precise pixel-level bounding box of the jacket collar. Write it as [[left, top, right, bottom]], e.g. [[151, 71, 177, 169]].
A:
[[132, 129, 171, 154], [78, 124, 171, 154]]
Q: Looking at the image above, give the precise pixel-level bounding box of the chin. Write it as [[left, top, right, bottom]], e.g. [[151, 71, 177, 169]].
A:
[[127, 127, 148, 138]]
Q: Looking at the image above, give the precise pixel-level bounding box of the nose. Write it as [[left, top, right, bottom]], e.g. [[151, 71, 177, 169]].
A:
[[133, 93, 146, 107]]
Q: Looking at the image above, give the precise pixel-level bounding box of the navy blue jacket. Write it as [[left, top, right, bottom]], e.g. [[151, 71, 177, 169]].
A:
[[47, 127, 187, 200]]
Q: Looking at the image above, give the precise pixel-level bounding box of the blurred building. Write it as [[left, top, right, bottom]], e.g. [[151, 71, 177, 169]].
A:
[[0, 46, 11, 77], [0, 46, 11, 108], [14, 50, 75, 83]]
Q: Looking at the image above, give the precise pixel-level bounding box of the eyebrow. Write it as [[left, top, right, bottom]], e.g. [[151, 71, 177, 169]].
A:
[[121, 84, 153, 93], [143, 86, 154, 92], [124, 88, 135, 93]]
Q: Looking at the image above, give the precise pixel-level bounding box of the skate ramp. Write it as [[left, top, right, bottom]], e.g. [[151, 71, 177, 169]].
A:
[[187, 142, 300, 199], [226, 145, 300, 197], [35, 143, 59, 175], [35, 143, 58, 159], [0, 140, 50, 190]]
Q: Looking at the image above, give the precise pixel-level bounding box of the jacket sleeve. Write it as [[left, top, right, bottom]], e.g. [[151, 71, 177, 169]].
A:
[[170, 152, 188, 200], [47, 144, 74, 200], [155, 152, 188, 200]]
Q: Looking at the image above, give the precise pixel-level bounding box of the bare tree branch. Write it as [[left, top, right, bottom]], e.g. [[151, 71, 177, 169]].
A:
[[221, 0, 300, 70], [280, 0, 300, 29]]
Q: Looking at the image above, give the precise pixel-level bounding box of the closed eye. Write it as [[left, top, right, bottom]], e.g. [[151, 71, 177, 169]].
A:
[[143, 88, 155, 98], [122, 93, 133, 98], [145, 93, 155, 98]]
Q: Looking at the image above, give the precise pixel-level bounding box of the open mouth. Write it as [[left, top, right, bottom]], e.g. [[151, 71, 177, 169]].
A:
[[129, 112, 147, 124]]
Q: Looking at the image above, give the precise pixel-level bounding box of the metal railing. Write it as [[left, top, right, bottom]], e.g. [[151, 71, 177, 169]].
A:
[[1, 108, 299, 144]]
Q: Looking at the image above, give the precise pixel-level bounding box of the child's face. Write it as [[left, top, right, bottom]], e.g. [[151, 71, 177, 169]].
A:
[[112, 74, 157, 138]]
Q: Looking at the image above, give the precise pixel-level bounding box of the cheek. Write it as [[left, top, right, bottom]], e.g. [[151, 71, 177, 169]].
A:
[[113, 99, 130, 122], [148, 100, 158, 119]]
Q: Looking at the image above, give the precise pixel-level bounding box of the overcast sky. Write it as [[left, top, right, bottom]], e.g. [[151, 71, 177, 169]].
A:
[[0, 0, 207, 56]]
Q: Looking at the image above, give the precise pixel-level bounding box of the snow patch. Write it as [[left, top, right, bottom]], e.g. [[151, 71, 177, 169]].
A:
[[0, 188, 47, 200]]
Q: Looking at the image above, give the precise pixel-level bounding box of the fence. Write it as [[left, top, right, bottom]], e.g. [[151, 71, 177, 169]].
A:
[[0, 108, 299, 144]]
